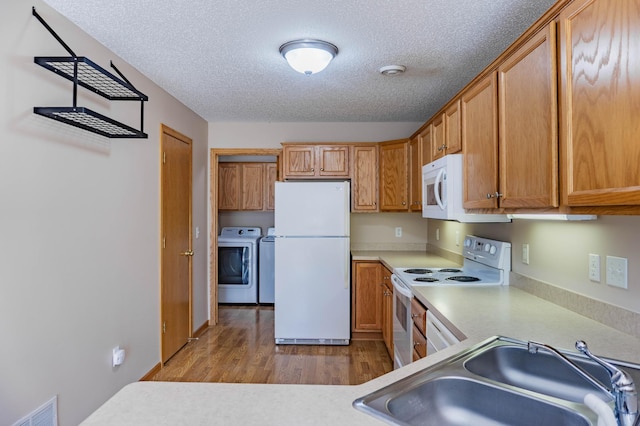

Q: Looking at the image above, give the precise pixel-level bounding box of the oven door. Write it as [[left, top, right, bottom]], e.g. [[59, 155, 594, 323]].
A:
[[391, 274, 413, 369], [422, 162, 448, 219]]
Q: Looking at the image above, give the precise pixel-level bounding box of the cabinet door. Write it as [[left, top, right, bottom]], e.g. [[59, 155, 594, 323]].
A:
[[241, 163, 264, 210], [409, 136, 422, 211], [218, 163, 241, 210], [381, 268, 393, 357], [318, 146, 350, 177], [352, 145, 379, 212], [431, 114, 445, 161], [379, 140, 409, 211], [418, 124, 432, 167], [283, 145, 315, 177], [499, 23, 558, 208], [462, 73, 499, 209], [352, 262, 382, 332], [444, 99, 462, 154], [559, 0, 640, 206], [265, 163, 277, 211]]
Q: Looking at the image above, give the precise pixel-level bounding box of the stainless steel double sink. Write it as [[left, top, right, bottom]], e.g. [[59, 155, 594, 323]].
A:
[[354, 336, 640, 425]]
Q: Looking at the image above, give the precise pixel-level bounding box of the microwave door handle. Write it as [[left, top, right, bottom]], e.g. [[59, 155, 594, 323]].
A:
[[434, 168, 446, 209]]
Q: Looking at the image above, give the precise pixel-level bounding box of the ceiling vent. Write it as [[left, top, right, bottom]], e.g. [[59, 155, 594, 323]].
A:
[[379, 65, 406, 76]]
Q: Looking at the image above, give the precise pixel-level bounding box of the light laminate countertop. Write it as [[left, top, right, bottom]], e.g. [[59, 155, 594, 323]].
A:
[[82, 251, 640, 425]]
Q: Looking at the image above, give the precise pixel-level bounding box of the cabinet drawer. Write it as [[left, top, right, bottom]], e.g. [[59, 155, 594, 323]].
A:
[[412, 324, 427, 359], [411, 298, 427, 334]]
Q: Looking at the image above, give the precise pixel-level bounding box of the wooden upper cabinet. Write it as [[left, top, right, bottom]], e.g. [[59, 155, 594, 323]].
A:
[[351, 145, 379, 212], [282, 144, 349, 179], [409, 136, 422, 211], [444, 99, 462, 155], [241, 163, 265, 210], [317, 145, 349, 176], [418, 124, 433, 167], [265, 163, 278, 211], [379, 139, 409, 211], [499, 22, 558, 209], [559, 0, 640, 207], [431, 114, 445, 161], [218, 162, 275, 211], [462, 73, 500, 209], [218, 163, 241, 210]]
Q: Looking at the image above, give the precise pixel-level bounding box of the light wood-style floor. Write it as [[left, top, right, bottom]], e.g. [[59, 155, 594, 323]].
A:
[[149, 305, 393, 385]]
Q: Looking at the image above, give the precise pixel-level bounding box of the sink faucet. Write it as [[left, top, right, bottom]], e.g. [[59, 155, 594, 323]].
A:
[[527, 340, 639, 426], [575, 340, 639, 426]]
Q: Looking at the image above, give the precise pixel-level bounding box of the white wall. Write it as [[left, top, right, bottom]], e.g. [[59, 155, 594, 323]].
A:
[[0, 2, 208, 424], [427, 216, 640, 314]]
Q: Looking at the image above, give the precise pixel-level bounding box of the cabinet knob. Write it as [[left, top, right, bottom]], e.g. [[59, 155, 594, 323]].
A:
[[311, 168, 315, 172], [413, 341, 422, 348], [320, 168, 324, 171], [402, 201, 406, 205], [411, 313, 421, 319]]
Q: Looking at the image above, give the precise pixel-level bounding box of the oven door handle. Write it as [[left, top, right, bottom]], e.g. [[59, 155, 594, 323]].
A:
[[391, 274, 413, 298], [434, 168, 446, 210]]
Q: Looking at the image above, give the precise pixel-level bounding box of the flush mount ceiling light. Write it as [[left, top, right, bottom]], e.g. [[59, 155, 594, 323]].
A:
[[379, 65, 406, 76], [279, 39, 338, 75]]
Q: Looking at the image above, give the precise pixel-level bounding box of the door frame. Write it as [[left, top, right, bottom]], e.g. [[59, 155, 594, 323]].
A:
[[209, 148, 280, 325], [161, 124, 193, 363]]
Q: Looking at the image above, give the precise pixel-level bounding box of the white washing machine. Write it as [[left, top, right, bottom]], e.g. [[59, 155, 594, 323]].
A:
[[217, 227, 261, 304], [259, 227, 275, 304]]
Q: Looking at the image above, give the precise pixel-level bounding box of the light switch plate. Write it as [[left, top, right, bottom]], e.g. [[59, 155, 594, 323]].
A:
[[522, 244, 529, 265], [588, 253, 600, 282], [606, 256, 627, 289]]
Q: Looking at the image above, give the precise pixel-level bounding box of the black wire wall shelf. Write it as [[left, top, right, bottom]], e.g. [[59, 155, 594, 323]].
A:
[[32, 7, 148, 139]]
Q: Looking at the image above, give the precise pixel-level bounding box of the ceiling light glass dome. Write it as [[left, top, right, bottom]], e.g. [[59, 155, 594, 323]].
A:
[[279, 39, 338, 75]]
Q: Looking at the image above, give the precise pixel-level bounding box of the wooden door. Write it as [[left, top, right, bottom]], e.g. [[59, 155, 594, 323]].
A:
[[317, 146, 350, 177], [499, 23, 558, 208], [379, 139, 409, 211], [352, 262, 382, 332], [351, 145, 379, 212], [241, 163, 264, 210], [462, 73, 499, 209], [418, 124, 432, 166], [282, 145, 315, 177], [161, 125, 192, 364], [444, 99, 462, 154], [265, 163, 277, 211], [559, 0, 640, 207], [218, 163, 240, 210], [431, 114, 445, 161], [409, 137, 422, 211]]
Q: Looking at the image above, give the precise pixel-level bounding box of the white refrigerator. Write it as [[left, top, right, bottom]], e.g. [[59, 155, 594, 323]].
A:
[[274, 181, 351, 345]]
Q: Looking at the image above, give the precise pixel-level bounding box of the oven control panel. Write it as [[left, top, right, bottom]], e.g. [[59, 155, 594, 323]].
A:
[[463, 235, 511, 270]]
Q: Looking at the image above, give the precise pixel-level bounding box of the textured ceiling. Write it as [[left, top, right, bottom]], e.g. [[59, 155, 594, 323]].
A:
[[42, 0, 557, 123]]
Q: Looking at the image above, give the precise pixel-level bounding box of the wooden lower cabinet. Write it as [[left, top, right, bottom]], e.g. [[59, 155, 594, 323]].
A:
[[411, 297, 428, 361], [381, 266, 393, 357], [352, 261, 382, 339]]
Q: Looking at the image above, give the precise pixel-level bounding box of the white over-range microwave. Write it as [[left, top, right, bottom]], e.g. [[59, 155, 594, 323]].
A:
[[422, 154, 510, 223]]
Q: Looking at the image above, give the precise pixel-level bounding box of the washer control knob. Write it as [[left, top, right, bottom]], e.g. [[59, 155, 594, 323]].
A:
[[489, 245, 497, 255], [484, 244, 491, 252]]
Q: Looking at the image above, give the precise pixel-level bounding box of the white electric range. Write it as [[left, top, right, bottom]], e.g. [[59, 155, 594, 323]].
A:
[[390, 235, 511, 369], [394, 235, 512, 287]]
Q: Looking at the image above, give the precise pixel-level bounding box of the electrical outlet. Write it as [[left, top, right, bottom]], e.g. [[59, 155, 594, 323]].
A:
[[436, 228, 440, 241], [588, 254, 600, 282], [455, 231, 460, 246], [395, 227, 402, 238], [522, 244, 529, 265], [606, 256, 628, 289]]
